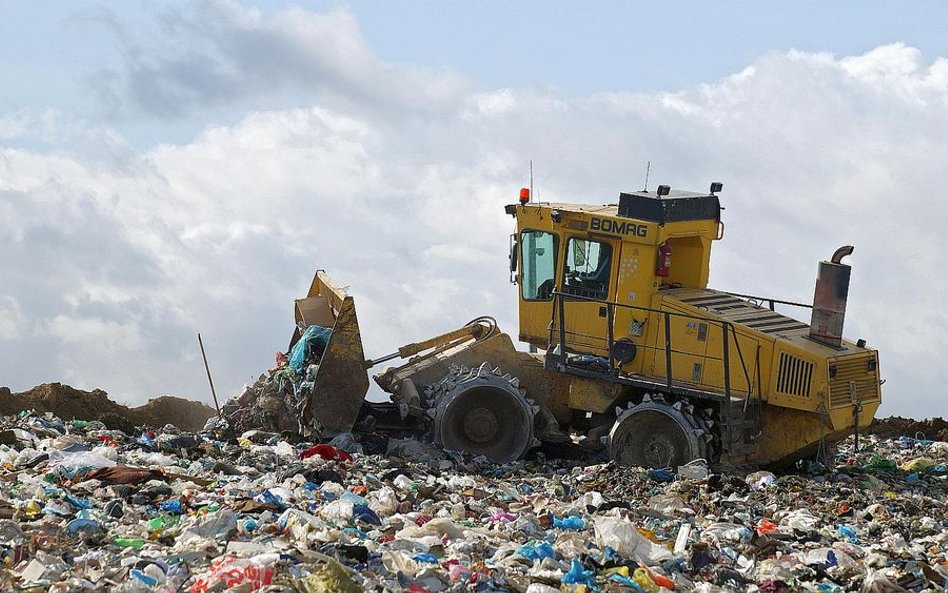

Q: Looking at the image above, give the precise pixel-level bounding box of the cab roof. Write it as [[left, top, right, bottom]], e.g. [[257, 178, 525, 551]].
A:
[[508, 189, 721, 226]]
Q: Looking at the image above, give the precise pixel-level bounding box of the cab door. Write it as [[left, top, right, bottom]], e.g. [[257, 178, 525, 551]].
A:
[[555, 235, 617, 358], [517, 229, 559, 348]]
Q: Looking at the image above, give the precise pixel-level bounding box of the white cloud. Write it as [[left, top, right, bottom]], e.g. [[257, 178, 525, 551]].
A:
[[1, 6, 946, 419], [87, 1, 468, 122], [0, 296, 25, 339]]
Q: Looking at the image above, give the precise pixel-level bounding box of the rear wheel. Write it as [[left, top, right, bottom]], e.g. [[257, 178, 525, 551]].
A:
[[608, 393, 711, 468]]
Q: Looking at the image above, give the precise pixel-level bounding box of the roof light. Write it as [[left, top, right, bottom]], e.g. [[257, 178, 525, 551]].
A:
[[709, 181, 723, 195], [657, 185, 671, 197], [519, 187, 530, 204]]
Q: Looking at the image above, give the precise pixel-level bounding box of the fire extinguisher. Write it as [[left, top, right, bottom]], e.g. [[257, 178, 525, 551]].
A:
[[656, 242, 672, 277]]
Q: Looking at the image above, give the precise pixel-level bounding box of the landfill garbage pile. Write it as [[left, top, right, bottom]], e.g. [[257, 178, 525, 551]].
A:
[[0, 384, 216, 433], [220, 325, 332, 436], [2, 406, 948, 592], [221, 371, 303, 437]]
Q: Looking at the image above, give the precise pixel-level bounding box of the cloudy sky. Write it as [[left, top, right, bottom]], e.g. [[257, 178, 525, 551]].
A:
[[2, 1, 947, 418]]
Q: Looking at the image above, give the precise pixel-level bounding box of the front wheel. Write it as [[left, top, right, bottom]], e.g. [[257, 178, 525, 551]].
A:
[[429, 363, 538, 463]]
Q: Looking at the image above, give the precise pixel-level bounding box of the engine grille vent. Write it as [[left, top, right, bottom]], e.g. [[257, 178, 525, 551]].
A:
[[776, 353, 813, 398], [829, 355, 880, 408]]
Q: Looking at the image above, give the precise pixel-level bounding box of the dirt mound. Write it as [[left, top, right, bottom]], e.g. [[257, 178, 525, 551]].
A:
[[0, 383, 118, 421], [134, 396, 217, 431], [0, 382, 216, 432], [867, 416, 948, 442]]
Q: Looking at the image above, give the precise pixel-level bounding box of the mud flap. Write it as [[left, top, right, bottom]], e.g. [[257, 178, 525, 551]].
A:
[[296, 282, 370, 439]]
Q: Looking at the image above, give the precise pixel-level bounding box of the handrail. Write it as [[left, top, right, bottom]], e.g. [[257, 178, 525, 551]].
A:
[[548, 290, 758, 402], [719, 290, 812, 311]]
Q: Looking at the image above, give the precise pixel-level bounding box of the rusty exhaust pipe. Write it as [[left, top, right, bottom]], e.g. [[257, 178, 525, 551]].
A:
[[809, 245, 854, 349]]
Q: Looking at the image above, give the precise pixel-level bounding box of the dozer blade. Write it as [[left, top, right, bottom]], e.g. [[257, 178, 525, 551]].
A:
[[294, 271, 370, 439]]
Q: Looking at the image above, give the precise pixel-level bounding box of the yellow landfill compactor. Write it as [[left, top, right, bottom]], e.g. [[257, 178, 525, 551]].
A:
[[291, 183, 882, 468]]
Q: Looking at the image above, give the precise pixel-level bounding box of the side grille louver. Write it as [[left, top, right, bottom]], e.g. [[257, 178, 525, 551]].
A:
[[776, 353, 813, 397]]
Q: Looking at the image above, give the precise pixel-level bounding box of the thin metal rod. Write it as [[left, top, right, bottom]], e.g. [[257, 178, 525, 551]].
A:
[[198, 333, 222, 418], [606, 303, 615, 375], [558, 293, 567, 366], [720, 290, 812, 309], [530, 160, 534, 203], [664, 312, 673, 389], [722, 323, 731, 400], [368, 351, 400, 367]]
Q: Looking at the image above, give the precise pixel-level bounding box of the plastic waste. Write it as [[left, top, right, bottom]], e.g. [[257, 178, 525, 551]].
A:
[[632, 567, 660, 593], [300, 443, 353, 461], [594, 516, 673, 564], [2, 405, 948, 592], [678, 458, 710, 480], [781, 508, 821, 531], [517, 541, 556, 561], [746, 470, 777, 490], [674, 522, 692, 554], [289, 324, 332, 372], [553, 514, 586, 530], [837, 524, 858, 543], [900, 457, 936, 472], [562, 558, 596, 588], [47, 448, 116, 476], [647, 468, 675, 482]]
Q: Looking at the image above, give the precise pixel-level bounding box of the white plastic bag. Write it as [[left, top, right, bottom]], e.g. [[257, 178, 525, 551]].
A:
[[594, 516, 673, 564]]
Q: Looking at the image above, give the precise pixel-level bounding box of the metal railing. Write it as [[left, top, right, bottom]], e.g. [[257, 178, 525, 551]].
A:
[[720, 291, 812, 312], [548, 291, 757, 401]]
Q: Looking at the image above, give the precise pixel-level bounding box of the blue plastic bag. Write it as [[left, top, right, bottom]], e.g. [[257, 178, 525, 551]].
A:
[[837, 524, 858, 543], [352, 503, 382, 526], [648, 468, 675, 483], [553, 515, 586, 530], [289, 325, 332, 372], [562, 558, 598, 589], [517, 541, 555, 561], [160, 499, 185, 515]]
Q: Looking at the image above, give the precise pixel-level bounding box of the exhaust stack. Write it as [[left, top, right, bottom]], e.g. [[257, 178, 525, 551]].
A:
[[809, 246, 854, 349]]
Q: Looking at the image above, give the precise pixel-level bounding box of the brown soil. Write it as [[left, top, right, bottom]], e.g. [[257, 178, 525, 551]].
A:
[[866, 416, 948, 442], [0, 383, 216, 432]]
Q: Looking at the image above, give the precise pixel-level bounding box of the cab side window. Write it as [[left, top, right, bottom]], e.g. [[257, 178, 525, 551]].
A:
[[564, 238, 612, 299], [520, 230, 557, 301]]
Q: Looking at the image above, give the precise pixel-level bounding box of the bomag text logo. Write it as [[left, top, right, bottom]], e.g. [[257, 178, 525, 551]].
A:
[[590, 217, 648, 237]]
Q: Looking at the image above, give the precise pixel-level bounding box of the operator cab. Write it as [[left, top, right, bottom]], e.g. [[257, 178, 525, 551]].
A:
[[506, 184, 724, 357]]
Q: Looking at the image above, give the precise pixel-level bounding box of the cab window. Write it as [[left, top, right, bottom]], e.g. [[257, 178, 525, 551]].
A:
[[564, 238, 612, 299], [520, 230, 557, 301]]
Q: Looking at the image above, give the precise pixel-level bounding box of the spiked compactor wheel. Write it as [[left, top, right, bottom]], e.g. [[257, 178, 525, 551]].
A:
[[608, 393, 711, 468], [427, 363, 538, 463]]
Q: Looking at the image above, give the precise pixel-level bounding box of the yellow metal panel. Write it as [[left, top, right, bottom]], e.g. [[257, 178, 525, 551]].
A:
[[567, 377, 622, 414]]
